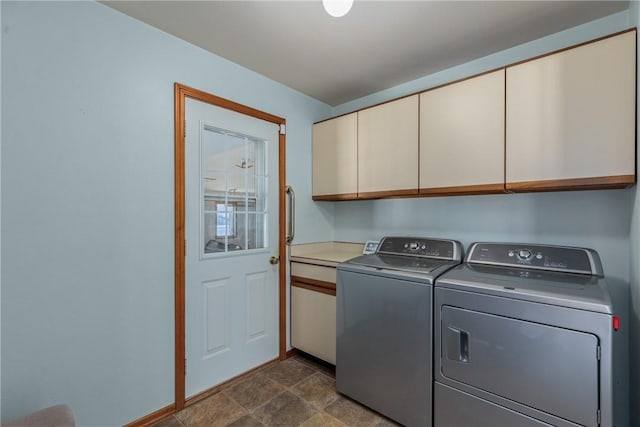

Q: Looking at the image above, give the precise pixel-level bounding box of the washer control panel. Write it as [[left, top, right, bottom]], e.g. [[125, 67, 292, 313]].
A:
[[509, 249, 544, 261], [467, 243, 602, 276], [377, 236, 462, 261]]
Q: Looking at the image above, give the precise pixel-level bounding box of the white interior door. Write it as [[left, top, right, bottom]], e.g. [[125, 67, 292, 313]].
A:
[[185, 97, 280, 398]]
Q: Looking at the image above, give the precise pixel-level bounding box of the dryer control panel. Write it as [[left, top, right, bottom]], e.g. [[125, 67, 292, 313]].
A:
[[466, 243, 603, 276]]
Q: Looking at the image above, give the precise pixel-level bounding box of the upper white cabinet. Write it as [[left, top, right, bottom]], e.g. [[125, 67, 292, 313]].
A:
[[311, 31, 635, 201], [358, 95, 419, 197], [312, 112, 358, 200], [420, 70, 505, 195], [506, 31, 636, 191]]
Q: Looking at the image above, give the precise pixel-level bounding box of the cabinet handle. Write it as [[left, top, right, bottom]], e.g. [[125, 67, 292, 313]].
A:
[[285, 185, 295, 245]]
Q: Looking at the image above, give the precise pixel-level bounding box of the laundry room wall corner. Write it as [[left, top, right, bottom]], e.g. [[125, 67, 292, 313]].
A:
[[628, 3, 640, 427], [629, 1, 640, 426]]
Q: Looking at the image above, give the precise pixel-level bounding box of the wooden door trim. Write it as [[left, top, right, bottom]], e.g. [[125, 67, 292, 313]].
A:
[[174, 83, 287, 411]]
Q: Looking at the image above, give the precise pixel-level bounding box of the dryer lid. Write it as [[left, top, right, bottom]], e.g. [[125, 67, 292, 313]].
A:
[[436, 263, 613, 314]]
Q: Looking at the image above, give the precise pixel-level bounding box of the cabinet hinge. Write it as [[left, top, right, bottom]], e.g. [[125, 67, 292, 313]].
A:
[[184, 119, 187, 138], [597, 409, 601, 425], [279, 124, 286, 135], [597, 345, 601, 361], [184, 358, 187, 376]]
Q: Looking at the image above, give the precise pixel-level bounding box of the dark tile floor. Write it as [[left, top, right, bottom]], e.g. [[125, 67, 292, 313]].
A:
[[153, 354, 400, 427]]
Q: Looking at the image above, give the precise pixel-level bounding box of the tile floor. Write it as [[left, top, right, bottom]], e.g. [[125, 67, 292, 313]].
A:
[[153, 354, 400, 427]]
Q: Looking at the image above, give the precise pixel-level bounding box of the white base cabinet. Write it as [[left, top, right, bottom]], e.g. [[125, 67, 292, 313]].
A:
[[290, 262, 337, 364], [291, 286, 336, 364]]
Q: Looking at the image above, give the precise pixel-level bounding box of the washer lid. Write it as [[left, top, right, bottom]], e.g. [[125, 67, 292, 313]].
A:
[[339, 237, 463, 282], [347, 253, 450, 274]]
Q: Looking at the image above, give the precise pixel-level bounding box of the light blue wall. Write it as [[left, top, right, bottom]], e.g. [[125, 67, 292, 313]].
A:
[[628, 3, 640, 426], [2, 1, 637, 425], [329, 8, 636, 426], [0, 1, 330, 425], [333, 190, 633, 282]]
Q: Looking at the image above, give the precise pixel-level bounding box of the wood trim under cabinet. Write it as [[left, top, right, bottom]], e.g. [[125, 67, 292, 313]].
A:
[[291, 276, 336, 296], [419, 183, 506, 197], [506, 175, 635, 193], [312, 192, 359, 201], [357, 188, 419, 200]]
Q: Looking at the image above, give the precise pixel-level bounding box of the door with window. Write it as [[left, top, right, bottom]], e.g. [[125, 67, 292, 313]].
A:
[[184, 97, 280, 398]]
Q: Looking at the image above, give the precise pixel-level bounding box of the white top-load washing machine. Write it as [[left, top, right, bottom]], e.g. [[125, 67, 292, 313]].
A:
[[434, 242, 623, 427], [337, 236, 463, 427]]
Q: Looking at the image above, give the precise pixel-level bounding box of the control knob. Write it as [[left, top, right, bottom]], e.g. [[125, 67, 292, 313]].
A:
[[517, 249, 532, 260]]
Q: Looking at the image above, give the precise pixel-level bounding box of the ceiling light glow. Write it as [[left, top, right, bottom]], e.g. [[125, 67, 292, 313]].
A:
[[322, 0, 354, 18]]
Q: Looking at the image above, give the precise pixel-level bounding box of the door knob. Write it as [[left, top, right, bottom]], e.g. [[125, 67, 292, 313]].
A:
[[269, 256, 280, 265]]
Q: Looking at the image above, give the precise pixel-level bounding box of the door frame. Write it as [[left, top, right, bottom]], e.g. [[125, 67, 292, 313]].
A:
[[174, 83, 287, 411]]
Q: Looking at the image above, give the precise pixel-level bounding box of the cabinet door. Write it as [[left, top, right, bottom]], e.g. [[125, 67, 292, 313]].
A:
[[291, 285, 336, 364], [420, 70, 505, 195], [358, 95, 419, 198], [506, 31, 636, 191], [312, 112, 358, 200]]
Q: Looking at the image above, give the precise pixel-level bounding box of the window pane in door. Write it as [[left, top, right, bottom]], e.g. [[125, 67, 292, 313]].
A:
[[234, 212, 266, 251], [202, 126, 267, 256], [215, 204, 235, 237]]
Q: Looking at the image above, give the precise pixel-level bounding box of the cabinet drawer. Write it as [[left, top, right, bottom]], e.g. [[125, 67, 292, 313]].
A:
[[291, 262, 337, 284]]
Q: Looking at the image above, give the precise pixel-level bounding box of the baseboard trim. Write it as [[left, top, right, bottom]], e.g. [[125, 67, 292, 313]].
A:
[[123, 404, 175, 427], [124, 357, 284, 426], [185, 357, 280, 407], [286, 348, 298, 359]]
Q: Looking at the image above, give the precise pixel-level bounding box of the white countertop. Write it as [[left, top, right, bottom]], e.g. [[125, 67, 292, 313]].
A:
[[289, 241, 364, 267]]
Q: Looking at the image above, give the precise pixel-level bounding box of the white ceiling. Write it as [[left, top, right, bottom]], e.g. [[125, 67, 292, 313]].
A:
[[102, 0, 630, 106]]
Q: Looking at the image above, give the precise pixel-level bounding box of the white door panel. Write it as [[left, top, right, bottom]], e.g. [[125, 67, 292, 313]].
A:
[[185, 97, 279, 398]]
